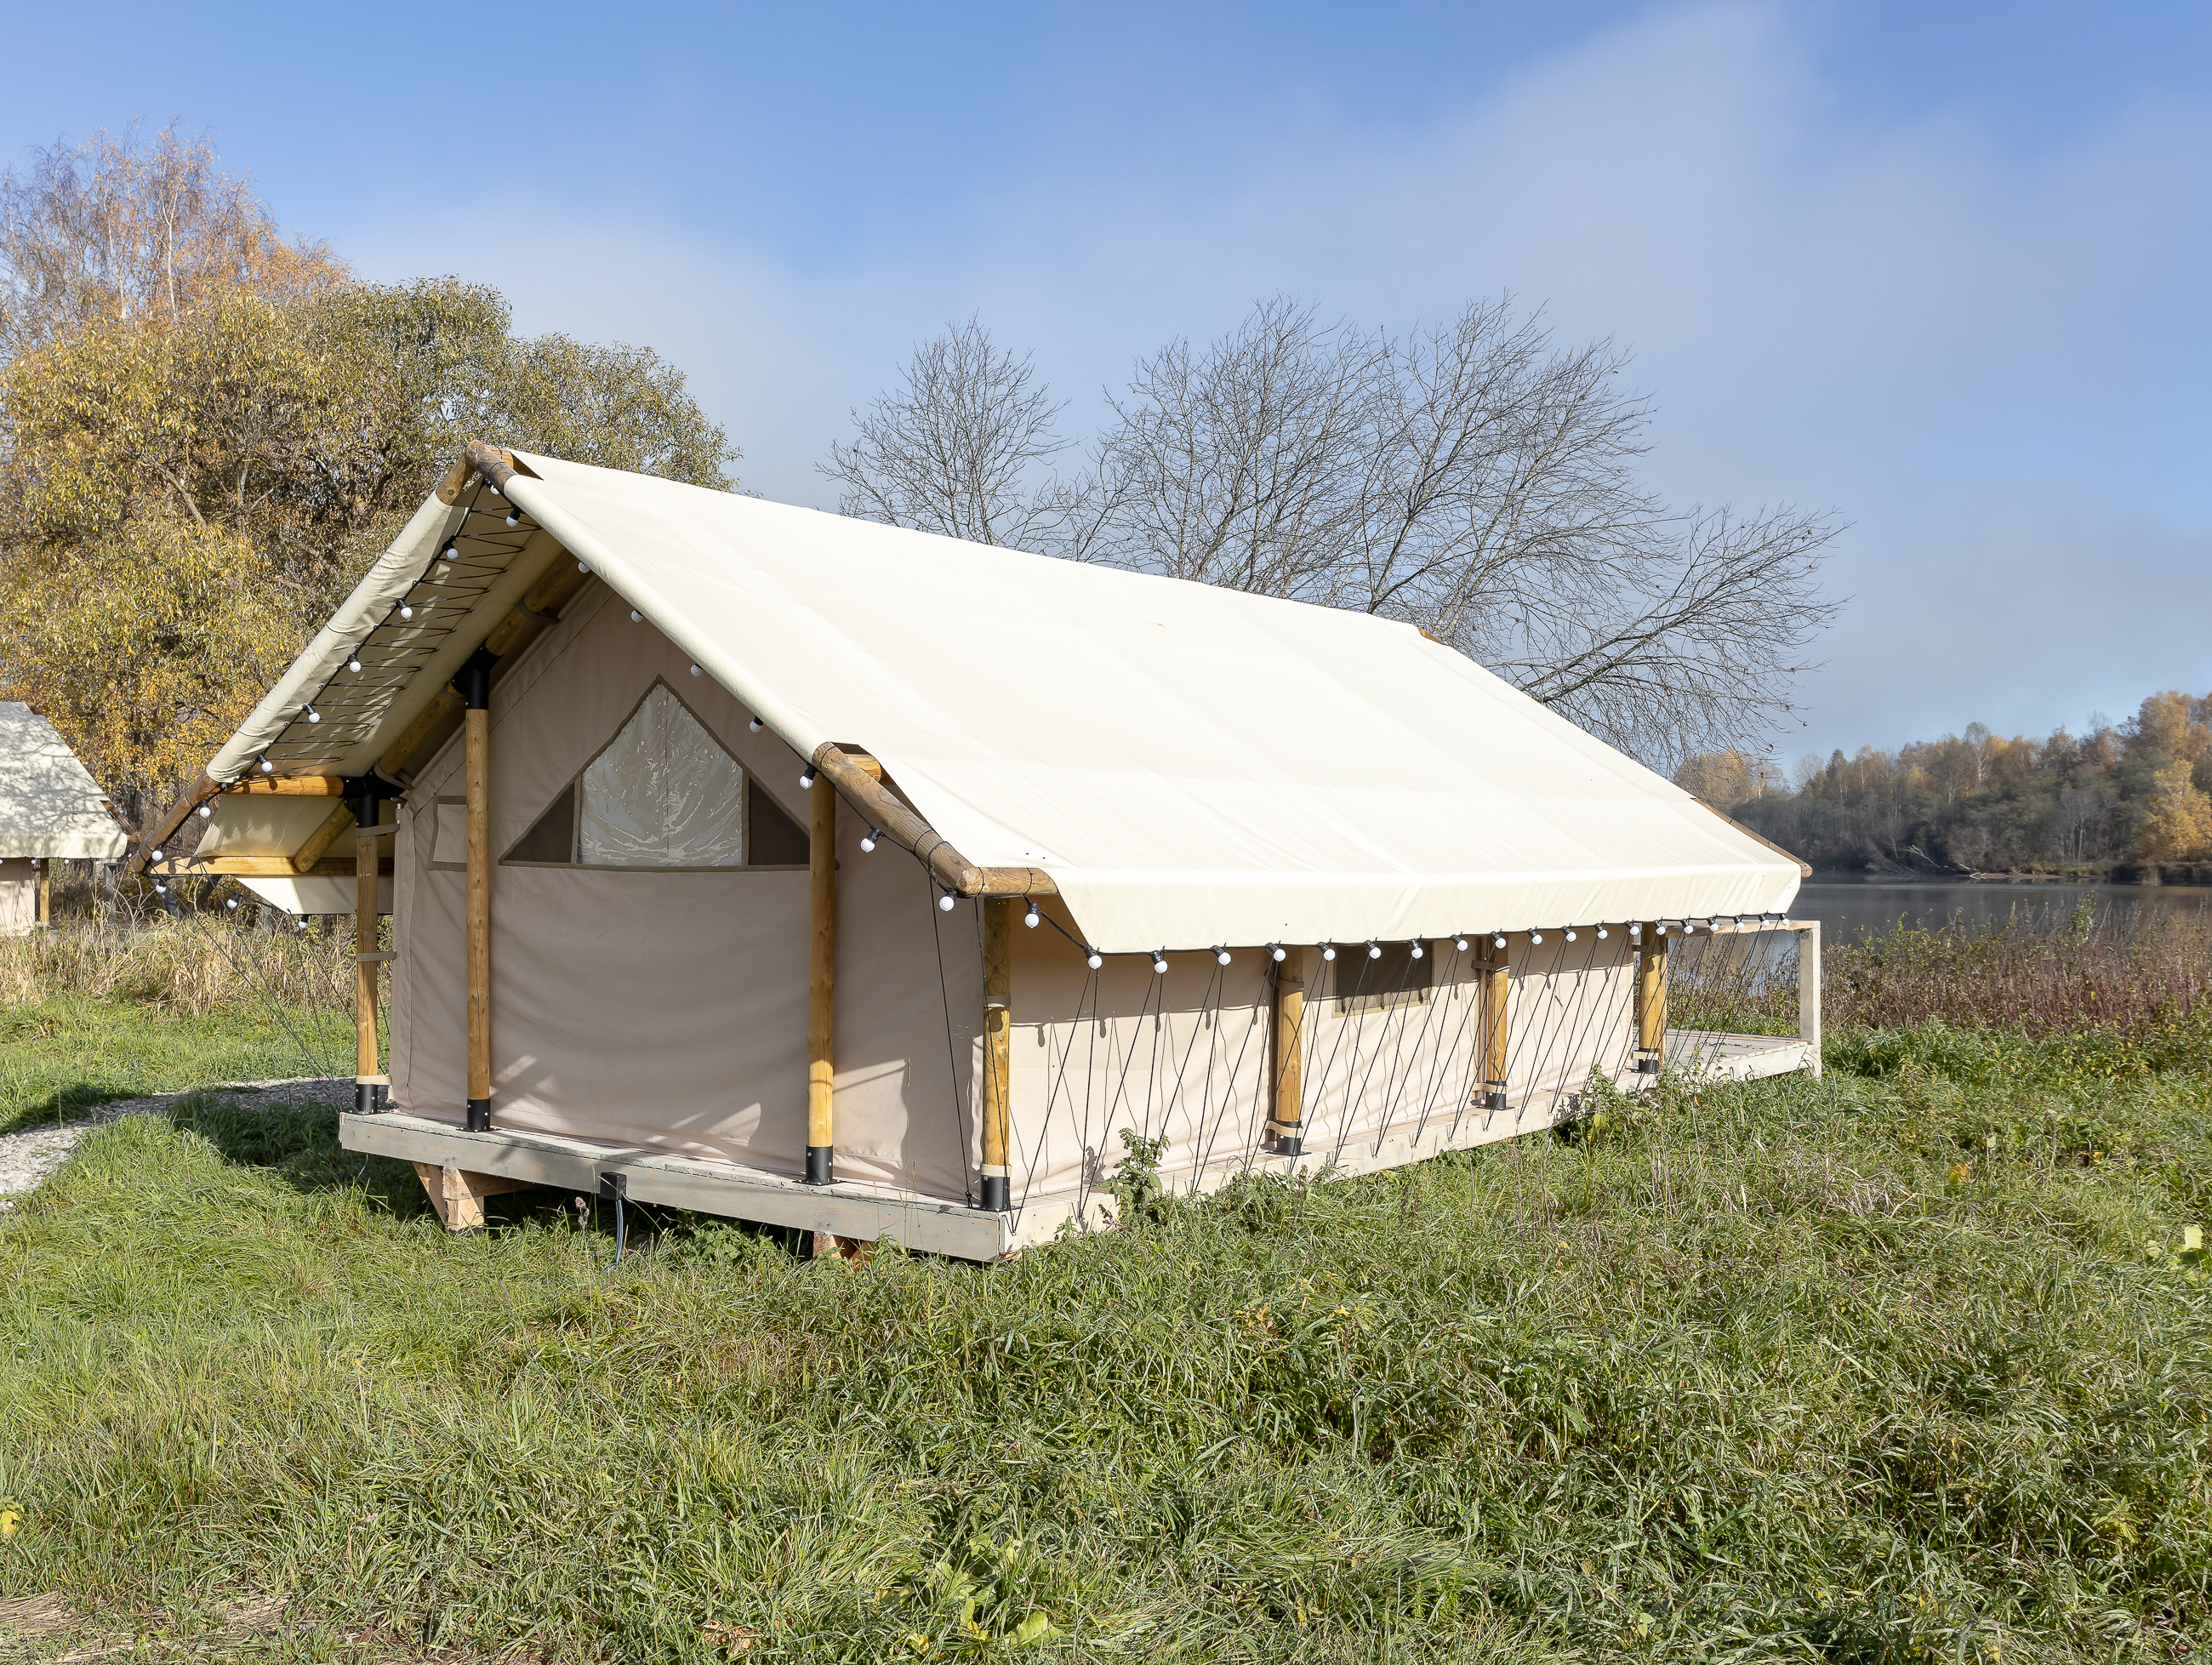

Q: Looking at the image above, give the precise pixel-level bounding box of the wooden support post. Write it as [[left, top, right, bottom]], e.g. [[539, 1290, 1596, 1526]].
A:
[[1481, 938, 1510, 1111], [461, 650, 495, 1132], [980, 898, 1012, 1210], [1635, 923, 1668, 1077], [1271, 947, 1305, 1155], [805, 774, 836, 1185], [353, 792, 384, 1115], [1797, 920, 1821, 1079], [412, 1160, 530, 1233], [35, 860, 49, 928]]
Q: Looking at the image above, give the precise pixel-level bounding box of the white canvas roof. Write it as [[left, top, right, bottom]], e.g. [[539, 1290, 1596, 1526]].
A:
[[200, 451, 1799, 951], [0, 704, 128, 860]]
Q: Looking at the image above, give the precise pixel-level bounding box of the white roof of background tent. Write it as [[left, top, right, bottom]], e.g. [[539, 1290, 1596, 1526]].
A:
[[0, 703, 128, 860], [486, 454, 1799, 952]]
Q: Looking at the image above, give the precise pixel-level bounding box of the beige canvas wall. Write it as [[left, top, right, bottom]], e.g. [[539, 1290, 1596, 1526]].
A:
[[0, 862, 35, 937], [386, 579, 1644, 1217]]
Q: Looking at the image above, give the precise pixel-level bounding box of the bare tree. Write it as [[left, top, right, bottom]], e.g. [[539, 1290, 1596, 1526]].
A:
[[0, 122, 344, 362], [826, 298, 1844, 767], [818, 316, 1106, 555]]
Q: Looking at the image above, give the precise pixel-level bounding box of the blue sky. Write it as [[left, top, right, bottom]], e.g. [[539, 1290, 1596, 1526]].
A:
[[9, 0, 2209, 767]]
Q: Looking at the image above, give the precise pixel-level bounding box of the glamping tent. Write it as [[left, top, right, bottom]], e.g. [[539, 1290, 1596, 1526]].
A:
[[1, 703, 128, 933], [134, 442, 1818, 1257]]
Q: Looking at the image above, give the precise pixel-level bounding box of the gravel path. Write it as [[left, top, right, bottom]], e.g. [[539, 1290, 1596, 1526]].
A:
[[0, 1076, 354, 1206]]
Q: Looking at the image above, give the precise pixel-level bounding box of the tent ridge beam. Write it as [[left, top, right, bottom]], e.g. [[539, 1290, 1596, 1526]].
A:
[[808, 743, 1056, 899]]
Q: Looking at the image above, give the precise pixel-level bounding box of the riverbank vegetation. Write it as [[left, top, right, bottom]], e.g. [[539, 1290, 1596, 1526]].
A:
[[1678, 689, 2212, 875], [3, 915, 2208, 1661]]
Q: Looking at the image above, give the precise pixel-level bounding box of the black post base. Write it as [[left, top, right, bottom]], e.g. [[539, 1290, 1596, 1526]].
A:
[[1635, 1054, 1662, 1075], [1275, 1132, 1303, 1157], [465, 1098, 491, 1132], [1485, 1087, 1508, 1111], [980, 1173, 1010, 1212], [353, 1081, 379, 1115], [803, 1144, 833, 1186]]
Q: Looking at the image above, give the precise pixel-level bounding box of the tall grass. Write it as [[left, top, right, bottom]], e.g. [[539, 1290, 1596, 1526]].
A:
[[0, 916, 356, 1019]]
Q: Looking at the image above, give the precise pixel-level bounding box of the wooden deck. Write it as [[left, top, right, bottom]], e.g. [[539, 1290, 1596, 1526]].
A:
[[1662, 1029, 1818, 1082]]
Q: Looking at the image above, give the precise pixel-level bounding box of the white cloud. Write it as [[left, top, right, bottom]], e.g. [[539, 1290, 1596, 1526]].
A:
[[348, 1, 2212, 759]]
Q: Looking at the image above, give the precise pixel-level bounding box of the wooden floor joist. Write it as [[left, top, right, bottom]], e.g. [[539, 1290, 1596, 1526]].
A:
[[411, 1160, 532, 1232]]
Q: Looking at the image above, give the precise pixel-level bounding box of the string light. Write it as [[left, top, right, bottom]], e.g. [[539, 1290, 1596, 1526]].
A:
[[938, 892, 955, 913], [1086, 949, 1103, 970], [225, 897, 238, 909], [398, 603, 413, 619], [259, 757, 274, 773], [1409, 940, 1424, 959], [1152, 950, 1169, 974], [505, 507, 522, 528], [1024, 899, 1040, 928], [1365, 941, 1382, 959], [689, 664, 702, 677], [1492, 934, 1506, 949], [1530, 931, 1543, 944], [442, 540, 459, 561], [1629, 924, 1642, 941], [1214, 946, 1232, 966], [303, 704, 320, 723], [1321, 944, 1337, 961], [577, 560, 589, 573], [151, 847, 163, 862], [1268, 944, 1286, 961], [1596, 925, 1610, 939], [799, 767, 816, 790], [1564, 928, 1576, 943], [198, 804, 212, 818], [749, 717, 763, 732], [860, 828, 880, 853], [1453, 935, 1469, 951], [630, 610, 641, 623], [348, 654, 362, 673]]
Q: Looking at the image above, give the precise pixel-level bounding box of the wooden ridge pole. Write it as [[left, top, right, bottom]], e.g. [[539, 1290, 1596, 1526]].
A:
[[1635, 923, 1668, 1077], [805, 774, 836, 1185], [461, 650, 496, 1132], [981, 898, 1012, 1210], [1481, 937, 1510, 1111], [1270, 947, 1305, 1156]]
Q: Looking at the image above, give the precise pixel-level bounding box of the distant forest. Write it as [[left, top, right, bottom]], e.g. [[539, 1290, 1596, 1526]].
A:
[[1675, 692, 2212, 874]]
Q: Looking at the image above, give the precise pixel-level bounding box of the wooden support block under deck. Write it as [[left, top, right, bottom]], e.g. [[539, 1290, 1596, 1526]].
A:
[[411, 1160, 533, 1232]]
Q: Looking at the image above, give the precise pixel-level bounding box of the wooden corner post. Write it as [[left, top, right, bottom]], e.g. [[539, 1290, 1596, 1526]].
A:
[[461, 650, 497, 1132], [805, 773, 836, 1185], [1481, 937, 1510, 1111], [1798, 919, 1821, 1079], [1271, 947, 1305, 1155], [980, 898, 1012, 1210], [1635, 923, 1668, 1077], [352, 783, 389, 1115], [35, 860, 50, 928]]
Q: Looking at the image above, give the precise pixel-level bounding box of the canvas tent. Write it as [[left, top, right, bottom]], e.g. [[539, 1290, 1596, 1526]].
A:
[[1, 703, 128, 934], [135, 442, 1817, 1257]]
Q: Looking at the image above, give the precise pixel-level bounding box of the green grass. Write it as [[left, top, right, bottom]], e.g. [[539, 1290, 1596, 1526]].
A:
[[0, 995, 352, 1134], [0, 1025, 2208, 1662]]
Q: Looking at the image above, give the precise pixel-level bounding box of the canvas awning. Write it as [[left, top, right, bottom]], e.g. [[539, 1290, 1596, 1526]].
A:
[[0, 704, 128, 860], [180, 448, 1800, 950]]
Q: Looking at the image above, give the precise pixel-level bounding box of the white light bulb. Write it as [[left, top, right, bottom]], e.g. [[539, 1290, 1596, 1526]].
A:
[[1367, 943, 1382, 959], [1493, 934, 1506, 949], [1086, 950, 1103, 970], [1564, 928, 1576, 942], [1216, 948, 1232, 966], [155, 881, 167, 893], [1453, 936, 1469, 951], [1024, 901, 1040, 928], [505, 509, 522, 527], [1153, 954, 1168, 974], [1683, 923, 1696, 935], [259, 759, 274, 773], [1530, 932, 1543, 944], [860, 830, 879, 853], [938, 893, 955, 913], [198, 805, 211, 818], [398, 603, 413, 619], [348, 657, 362, 673], [1270, 945, 1286, 961], [487, 483, 501, 496], [630, 610, 641, 624], [577, 560, 589, 573], [1410, 941, 1423, 958], [1322, 944, 1337, 961], [749, 717, 762, 732], [800, 769, 815, 790], [225, 898, 238, 909], [689, 664, 702, 676], [1597, 926, 1609, 939], [305, 708, 320, 723], [151, 848, 163, 862]]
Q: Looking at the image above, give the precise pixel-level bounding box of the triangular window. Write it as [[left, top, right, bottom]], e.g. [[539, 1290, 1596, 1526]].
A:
[[502, 681, 806, 869]]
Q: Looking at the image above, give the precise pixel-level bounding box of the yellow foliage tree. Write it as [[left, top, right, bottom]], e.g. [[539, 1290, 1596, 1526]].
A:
[[1673, 750, 1781, 807], [2136, 760, 2212, 864]]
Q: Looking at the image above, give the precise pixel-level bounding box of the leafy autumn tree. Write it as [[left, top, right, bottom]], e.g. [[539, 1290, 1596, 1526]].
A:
[[0, 127, 738, 826], [2136, 760, 2212, 863], [1673, 750, 1782, 807]]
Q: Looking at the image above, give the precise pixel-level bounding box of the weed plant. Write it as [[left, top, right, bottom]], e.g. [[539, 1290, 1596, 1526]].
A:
[[1, 1025, 2206, 1662]]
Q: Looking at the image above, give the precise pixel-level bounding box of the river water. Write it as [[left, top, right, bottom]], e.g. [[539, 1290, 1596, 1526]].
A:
[[1793, 875, 2212, 941]]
